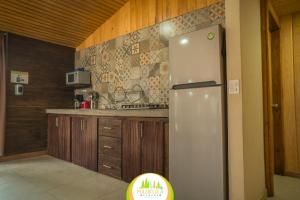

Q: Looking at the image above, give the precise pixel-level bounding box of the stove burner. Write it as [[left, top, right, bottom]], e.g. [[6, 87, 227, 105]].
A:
[[121, 104, 168, 110]]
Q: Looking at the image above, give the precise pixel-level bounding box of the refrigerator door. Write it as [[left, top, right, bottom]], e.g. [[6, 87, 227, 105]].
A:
[[169, 86, 226, 200], [169, 25, 224, 87]]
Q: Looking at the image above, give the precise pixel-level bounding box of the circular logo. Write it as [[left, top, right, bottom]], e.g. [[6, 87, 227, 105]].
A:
[[126, 173, 174, 200], [207, 32, 215, 40]]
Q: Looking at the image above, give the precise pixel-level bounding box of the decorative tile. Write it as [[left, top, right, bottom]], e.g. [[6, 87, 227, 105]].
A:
[[129, 31, 141, 44], [98, 83, 108, 93], [148, 76, 160, 90], [149, 50, 160, 64], [131, 54, 140, 67], [131, 43, 140, 55], [209, 2, 225, 22], [160, 62, 169, 75], [149, 63, 160, 77], [159, 89, 169, 104], [160, 74, 169, 90], [141, 65, 150, 78], [139, 39, 150, 53], [75, 2, 225, 108], [148, 24, 160, 39], [140, 52, 150, 66], [130, 67, 141, 80], [149, 89, 160, 104]]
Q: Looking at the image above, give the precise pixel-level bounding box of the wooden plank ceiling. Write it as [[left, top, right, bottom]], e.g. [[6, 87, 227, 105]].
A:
[[0, 0, 129, 47], [271, 0, 300, 16]]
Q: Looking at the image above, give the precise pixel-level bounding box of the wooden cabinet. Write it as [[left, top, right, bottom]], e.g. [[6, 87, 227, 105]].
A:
[[71, 116, 97, 171], [47, 114, 168, 181], [122, 118, 168, 183], [98, 117, 122, 179], [48, 115, 71, 161]]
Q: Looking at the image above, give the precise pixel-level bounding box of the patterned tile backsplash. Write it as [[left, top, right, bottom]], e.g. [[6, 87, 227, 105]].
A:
[[75, 2, 225, 109]]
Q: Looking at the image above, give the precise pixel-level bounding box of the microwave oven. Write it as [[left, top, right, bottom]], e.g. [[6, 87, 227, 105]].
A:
[[66, 71, 91, 85]]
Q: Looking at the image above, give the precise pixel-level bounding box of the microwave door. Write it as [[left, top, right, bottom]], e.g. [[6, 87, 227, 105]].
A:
[[68, 73, 75, 84]]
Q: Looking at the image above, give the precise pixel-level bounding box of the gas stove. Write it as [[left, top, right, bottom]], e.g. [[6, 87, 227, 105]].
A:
[[120, 104, 168, 110]]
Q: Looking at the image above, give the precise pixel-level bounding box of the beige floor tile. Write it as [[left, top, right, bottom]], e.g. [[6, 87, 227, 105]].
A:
[[268, 175, 300, 200], [0, 156, 127, 200]]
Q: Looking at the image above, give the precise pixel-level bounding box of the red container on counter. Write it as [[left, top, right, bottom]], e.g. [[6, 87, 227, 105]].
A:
[[80, 100, 90, 109]]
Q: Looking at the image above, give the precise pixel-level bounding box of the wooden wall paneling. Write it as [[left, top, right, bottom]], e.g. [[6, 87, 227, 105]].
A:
[[5, 33, 74, 155], [280, 15, 298, 174], [0, 33, 6, 157], [76, 0, 222, 50], [292, 12, 300, 172]]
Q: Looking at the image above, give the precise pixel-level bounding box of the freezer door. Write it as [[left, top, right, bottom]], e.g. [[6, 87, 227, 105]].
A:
[[169, 86, 226, 200], [169, 25, 224, 87]]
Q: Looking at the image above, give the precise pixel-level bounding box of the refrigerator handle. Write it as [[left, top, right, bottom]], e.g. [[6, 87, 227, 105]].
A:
[[172, 81, 221, 90]]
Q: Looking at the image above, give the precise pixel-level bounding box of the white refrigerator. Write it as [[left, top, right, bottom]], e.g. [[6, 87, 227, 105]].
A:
[[169, 25, 227, 200]]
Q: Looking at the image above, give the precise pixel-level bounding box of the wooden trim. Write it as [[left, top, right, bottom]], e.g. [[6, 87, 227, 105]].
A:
[[0, 33, 6, 157], [261, 0, 274, 196], [0, 151, 47, 162], [261, 0, 282, 197], [267, 1, 280, 28], [284, 171, 300, 179]]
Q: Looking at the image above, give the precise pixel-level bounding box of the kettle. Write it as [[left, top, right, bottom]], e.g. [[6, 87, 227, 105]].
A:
[[80, 100, 90, 109]]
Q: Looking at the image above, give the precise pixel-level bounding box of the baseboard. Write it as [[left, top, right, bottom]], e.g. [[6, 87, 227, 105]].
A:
[[284, 171, 300, 179], [0, 151, 47, 162]]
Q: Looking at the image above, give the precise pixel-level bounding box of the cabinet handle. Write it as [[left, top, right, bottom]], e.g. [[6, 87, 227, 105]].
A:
[[140, 122, 143, 139], [103, 126, 112, 130], [55, 117, 59, 128], [80, 120, 83, 131], [103, 145, 112, 149], [83, 120, 86, 131], [103, 164, 112, 169]]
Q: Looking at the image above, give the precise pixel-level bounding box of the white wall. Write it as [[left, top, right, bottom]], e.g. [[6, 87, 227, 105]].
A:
[[226, 0, 266, 199]]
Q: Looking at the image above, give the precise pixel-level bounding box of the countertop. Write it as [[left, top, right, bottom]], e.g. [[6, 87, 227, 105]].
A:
[[46, 109, 169, 118]]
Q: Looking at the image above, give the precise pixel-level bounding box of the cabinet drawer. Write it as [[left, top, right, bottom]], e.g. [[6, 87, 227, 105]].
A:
[[99, 155, 121, 179], [99, 136, 121, 158], [98, 118, 122, 138]]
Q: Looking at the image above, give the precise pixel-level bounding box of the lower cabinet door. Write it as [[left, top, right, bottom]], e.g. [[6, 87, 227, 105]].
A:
[[122, 119, 142, 182], [48, 115, 60, 158], [72, 116, 97, 171], [48, 115, 71, 162], [141, 120, 165, 176]]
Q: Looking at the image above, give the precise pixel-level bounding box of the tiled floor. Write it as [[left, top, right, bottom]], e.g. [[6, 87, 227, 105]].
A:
[[268, 175, 300, 200], [0, 155, 128, 200]]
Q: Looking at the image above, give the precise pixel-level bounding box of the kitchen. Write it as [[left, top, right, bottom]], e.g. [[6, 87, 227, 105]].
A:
[[0, 0, 280, 200]]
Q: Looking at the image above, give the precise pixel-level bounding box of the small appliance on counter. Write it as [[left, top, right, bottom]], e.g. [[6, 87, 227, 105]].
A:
[[80, 100, 90, 109], [88, 91, 99, 110], [74, 95, 84, 109], [66, 69, 91, 86]]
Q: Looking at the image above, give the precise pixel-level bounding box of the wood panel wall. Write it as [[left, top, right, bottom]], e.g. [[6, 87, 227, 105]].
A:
[[76, 0, 221, 50], [280, 12, 300, 176], [5, 33, 74, 155]]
